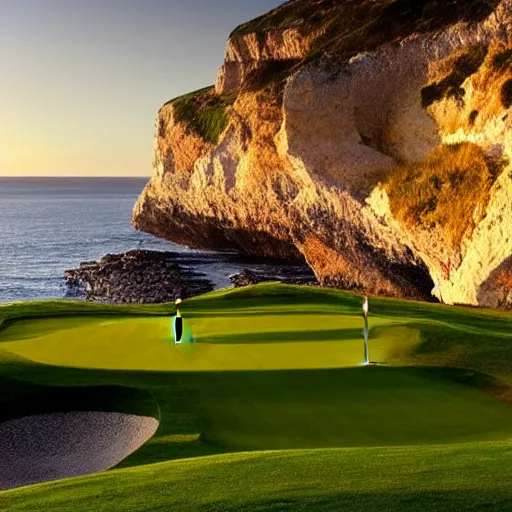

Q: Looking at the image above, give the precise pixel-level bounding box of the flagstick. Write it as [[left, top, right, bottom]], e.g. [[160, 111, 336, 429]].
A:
[[363, 296, 369, 365], [364, 314, 369, 365]]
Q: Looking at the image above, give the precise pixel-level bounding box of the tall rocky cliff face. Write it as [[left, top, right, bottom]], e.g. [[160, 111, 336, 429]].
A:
[[134, 0, 512, 308]]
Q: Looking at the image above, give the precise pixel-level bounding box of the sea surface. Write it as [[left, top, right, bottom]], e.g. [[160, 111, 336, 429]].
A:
[[0, 177, 312, 303], [0, 177, 179, 302]]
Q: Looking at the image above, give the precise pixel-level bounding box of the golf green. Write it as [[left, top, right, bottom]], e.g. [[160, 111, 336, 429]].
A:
[[1, 283, 512, 510]]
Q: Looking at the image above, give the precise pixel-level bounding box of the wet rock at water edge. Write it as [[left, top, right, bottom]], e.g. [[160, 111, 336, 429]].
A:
[[64, 249, 213, 304]]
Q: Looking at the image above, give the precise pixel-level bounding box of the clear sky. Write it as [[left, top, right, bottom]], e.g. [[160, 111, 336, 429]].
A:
[[0, 0, 281, 177]]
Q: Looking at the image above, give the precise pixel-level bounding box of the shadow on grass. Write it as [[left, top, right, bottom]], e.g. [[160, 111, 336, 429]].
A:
[[202, 328, 362, 344], [116, 434, 225, 468], [187, 309, 355, 319], [0, 382, 159, 423]]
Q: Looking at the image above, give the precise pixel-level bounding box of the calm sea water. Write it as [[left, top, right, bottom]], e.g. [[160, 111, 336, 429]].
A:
[[0, 177, 312, 303], [0, 177, 179, 302]]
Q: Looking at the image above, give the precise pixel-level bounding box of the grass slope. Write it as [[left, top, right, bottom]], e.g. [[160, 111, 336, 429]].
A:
[[1, 283, 512, 510], [4, 443, 512, 512]]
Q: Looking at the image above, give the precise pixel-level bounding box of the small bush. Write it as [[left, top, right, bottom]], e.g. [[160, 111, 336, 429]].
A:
[[166, 87, 235, 144], [492, 49, 512, 71], [501, 80, 512, 109], [384, 143, 505, 248]]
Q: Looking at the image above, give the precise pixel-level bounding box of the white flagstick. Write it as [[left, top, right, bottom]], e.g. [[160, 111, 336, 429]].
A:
[[363, 296, 369, 365], [175, 298, 183, 317]]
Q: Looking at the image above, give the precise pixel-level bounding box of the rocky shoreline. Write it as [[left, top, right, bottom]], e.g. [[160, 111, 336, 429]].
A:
[[64, 250, 317, 304]]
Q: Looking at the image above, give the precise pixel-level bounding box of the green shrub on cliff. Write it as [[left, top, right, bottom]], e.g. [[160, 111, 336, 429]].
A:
[[384, 143, 506, 248], [166, 87, 235, 144]]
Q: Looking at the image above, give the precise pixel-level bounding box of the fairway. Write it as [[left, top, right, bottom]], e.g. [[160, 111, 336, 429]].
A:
[[1, 283, 512, 510]]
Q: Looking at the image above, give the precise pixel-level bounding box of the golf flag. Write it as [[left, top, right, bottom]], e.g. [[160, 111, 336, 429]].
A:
[[172, 312, 194, 344]]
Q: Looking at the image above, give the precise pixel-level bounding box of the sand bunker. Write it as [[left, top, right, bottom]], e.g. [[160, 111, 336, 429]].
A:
[[0, 411, 159, 490]]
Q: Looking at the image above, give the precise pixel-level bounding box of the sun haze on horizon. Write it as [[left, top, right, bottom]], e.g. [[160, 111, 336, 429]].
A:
[[0, 0, 282, 177]]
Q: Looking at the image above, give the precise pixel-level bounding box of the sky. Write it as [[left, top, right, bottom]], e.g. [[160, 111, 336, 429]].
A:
[[0, 0, 282, 177]]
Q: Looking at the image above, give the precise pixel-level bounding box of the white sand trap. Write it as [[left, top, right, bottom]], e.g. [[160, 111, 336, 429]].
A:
[[0, 411, 159, 491]]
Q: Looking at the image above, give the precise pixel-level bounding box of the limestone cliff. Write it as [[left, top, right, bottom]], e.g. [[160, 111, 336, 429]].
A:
[[134, 0, 512, 308]]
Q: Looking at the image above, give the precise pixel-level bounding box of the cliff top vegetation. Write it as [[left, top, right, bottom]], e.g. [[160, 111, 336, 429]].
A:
[[232, 0, 501, 65], [164, 87, 235, 144], [384, 143, 507, 250]]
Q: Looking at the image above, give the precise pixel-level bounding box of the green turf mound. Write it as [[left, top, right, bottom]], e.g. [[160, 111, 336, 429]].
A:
[[3, 443, 512, 512], [196, 366, 512, 450], [1, 283, 512, 509]]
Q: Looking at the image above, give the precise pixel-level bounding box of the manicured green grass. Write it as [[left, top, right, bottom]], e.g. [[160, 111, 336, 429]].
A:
[[1, 283, 512, 510], [0, 299, 172, 327], [4, 443, 512, 511]]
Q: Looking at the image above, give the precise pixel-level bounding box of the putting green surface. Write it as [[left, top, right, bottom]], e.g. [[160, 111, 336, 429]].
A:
[[2, 283, 512, 510]]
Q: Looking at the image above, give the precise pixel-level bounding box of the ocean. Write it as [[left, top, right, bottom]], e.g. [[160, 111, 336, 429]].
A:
[[0, 177, 179, 302], [0, 177, 313, 303]]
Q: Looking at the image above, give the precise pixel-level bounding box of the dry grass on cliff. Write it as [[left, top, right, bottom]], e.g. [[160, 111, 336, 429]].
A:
[[227, 0, 502, 94], [422, 43, 512, 135], [384, 143, 505, 249], [473, 44, 512, 111], [421, 45, 489, 108]]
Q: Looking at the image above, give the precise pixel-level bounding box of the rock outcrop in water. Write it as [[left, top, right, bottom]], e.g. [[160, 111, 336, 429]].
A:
[[64, 250, 212, 304], [64, 250, 316, 303], [133, 0, 512, 308]]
